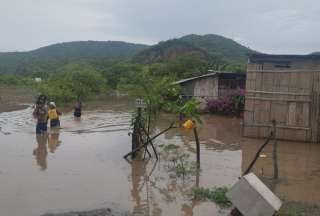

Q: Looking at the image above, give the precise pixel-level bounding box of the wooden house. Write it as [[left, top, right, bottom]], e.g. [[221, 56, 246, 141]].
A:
[[174, 71, 246, 103], [243, 54, 320, 142]]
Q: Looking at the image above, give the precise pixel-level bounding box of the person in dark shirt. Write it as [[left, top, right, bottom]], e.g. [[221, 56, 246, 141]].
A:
[[74, 101, 82, 118]]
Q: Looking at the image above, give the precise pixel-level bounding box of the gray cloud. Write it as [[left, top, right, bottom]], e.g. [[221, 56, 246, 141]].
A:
[[0, 0, 319, 53]]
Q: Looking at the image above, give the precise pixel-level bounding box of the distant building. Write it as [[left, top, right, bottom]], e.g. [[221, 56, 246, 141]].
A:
[[243, 54, 320, 142], [174, 71, 245, 98]]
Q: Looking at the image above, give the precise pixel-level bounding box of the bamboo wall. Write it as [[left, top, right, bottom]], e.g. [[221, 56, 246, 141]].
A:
[[243, 57, 320, 142]]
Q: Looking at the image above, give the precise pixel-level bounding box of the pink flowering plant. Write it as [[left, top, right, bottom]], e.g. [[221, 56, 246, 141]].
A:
[[206, 89, 245, 116]]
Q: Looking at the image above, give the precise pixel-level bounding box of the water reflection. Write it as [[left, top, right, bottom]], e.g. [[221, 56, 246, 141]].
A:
[[129, 159, 161, 215], [128, 156, 204, 216], [33, 134, 48, 171], [48, 128, 61, 153], [33, 129, 61, 171]]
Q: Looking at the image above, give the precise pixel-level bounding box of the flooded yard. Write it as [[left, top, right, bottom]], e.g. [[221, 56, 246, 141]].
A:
[[0, 95, 320, 216]]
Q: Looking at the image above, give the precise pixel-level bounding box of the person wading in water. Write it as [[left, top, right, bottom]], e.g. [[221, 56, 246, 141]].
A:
[[74, 100, 82, 118], [48, 102, 62, 128], [33, 95, 48, 134]]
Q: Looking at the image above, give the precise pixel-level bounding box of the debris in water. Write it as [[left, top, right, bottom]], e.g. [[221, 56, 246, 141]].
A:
[[209, 138, 225, 145]]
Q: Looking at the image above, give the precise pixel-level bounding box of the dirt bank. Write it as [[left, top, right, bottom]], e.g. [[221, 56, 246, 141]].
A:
[[0, 86, 34, 112]]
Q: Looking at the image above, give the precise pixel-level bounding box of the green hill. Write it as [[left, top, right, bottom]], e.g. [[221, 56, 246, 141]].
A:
[[132, 39, 209, 64], [0, 41, 148, 74], [180, 34, 255, 65], [0, 34, 257, 76], [133, 34, 255, 69]]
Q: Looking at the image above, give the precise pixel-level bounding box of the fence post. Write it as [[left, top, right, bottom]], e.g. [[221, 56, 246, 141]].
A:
[[131, 107, 142, 159], [272, 120, 278, 180]]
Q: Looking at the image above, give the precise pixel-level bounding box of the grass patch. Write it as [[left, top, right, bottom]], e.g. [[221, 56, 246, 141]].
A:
[[192, 187, 231, 208], [159, 144, 198, 177], [161, 143, 180, 152]]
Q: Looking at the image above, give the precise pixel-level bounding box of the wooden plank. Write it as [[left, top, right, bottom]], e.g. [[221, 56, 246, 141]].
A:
[[258, 127, 269, 137], [283, 129, 308, 142], [295, 103, 304, 127], [246, 71, 253, 79], [245, 90, 311, 96], [244, 123, 310, 130], [289, 72, 299, 92], [245, 79, 254, 91], [302, 103, 310, 127], [255, 72, 262, 91], [251, 71, 257, 80], [245, 99, 254, 112], [310, 93, 319, 142], [314, 72, 320, 92], [246, 97, 311, 103], [243, 126, 259, 138], [273, 73, 280, 92], [279, 73, 290, 92], [262, 73, 274, 91], [287, 103, 297, 126], [270, 102, 288, 124], [244, 111, 254, 125], [276, 128, 285, 140]]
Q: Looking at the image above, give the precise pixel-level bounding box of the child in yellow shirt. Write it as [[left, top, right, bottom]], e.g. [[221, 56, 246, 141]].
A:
[[48, 102, 62, 128]]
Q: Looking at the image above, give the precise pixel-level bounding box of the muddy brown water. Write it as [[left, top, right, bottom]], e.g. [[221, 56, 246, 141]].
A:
[[0, 97, 320, 216]]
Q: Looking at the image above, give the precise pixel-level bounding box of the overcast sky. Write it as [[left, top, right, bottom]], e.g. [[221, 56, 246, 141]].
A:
[[1, 0, 319, 54]]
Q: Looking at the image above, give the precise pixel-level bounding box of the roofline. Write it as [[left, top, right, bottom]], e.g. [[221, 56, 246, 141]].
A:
[[173, 71, 244, 85], [249, 53, 320, 60]]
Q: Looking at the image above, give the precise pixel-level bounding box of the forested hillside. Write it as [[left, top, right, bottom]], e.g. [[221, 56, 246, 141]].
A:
[[132, 34, 255, 74], [132, 39, 209, 64], [180, 34, 254, 65], [0, 41, 148, 75]]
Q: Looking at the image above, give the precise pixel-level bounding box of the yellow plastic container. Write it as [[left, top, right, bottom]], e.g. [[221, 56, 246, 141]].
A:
[[183, 120, 194, 129]]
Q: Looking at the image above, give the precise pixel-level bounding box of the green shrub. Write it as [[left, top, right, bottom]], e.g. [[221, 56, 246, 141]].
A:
[[192, 187, 231, 208]]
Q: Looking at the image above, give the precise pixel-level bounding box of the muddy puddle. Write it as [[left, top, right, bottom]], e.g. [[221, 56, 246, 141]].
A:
[[0, 97, 320, 216]]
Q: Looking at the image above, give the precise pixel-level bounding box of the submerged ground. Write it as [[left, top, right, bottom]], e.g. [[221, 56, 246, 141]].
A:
[[0, 88, 320, 216]]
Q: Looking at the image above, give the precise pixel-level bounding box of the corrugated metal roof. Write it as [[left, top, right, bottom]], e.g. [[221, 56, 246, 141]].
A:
[[173, 71, 241, 85]]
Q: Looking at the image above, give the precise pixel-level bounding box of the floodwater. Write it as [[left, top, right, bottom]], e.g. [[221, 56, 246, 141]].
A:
[[0, 97, 320, 216]]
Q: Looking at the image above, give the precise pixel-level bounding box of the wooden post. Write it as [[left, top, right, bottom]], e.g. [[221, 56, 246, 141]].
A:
[[124, 122, 175, 159], [131, 107, 142, 159], [242, 132, 273, 176], [193, 127, 200, 169], [272, 120, 278, 180]]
